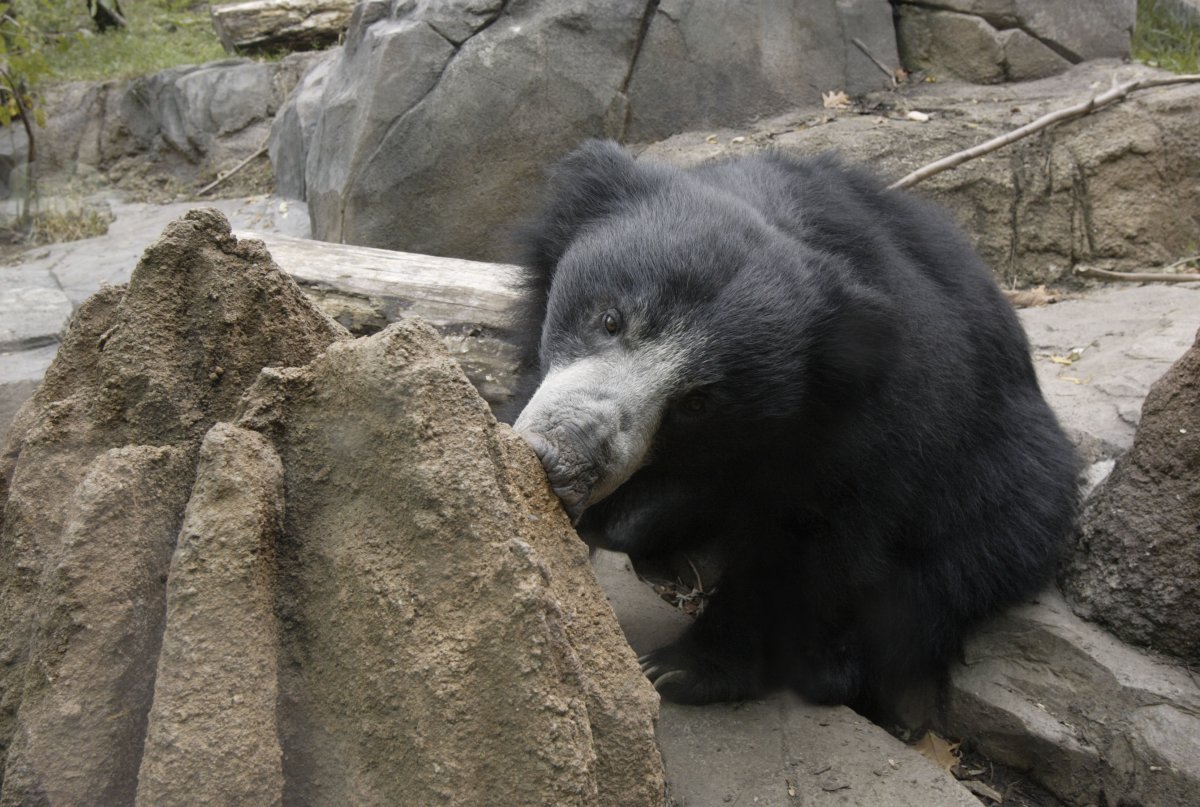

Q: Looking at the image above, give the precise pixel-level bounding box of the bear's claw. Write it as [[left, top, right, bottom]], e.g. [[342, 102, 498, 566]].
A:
[[638, 642, 757, 704]]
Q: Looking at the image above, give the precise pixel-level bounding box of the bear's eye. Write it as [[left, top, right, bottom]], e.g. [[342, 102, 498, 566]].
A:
[[602, 309, 622, 335], [679, 393, 707, 415]]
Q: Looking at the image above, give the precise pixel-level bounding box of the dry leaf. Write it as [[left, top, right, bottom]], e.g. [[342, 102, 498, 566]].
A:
[[822, 90, 852, 110], [911, 730, 960, 773], [1048, 347, 1085, 365], [1003, 285, 1061, 308]]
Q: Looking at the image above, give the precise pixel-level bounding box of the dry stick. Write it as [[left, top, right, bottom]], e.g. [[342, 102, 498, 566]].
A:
[[1074, 265, 1200, 283], [196, 144, 269, 197], [888, 73, 1200, 190], [851, 37, 897, 83]]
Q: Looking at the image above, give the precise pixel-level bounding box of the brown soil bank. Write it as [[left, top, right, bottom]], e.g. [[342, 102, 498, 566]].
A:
[[0, 210, 666, 806]]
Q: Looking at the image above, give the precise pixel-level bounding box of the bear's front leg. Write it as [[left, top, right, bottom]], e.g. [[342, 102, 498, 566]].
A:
[[639, 526, 869, 707], [637, 539, 785, 704]]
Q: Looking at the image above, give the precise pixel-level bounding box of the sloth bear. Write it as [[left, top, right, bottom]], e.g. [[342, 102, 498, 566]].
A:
[[509, 140, 1078, 714]]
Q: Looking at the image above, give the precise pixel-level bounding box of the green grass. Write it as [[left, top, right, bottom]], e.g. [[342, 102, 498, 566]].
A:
[[28, 1, 228, 83], [1133, 0, 1200, 74]]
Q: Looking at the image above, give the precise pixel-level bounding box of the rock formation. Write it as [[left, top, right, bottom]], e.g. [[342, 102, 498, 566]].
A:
[[941, 592, 1200, 805], [274, 0, 898, 260], [0, 210, 666, 805], [642, 61, 1200, 286], [37, 53, 324, 192], [1061, 325, 1200, 663], [894, 0, 1136, 83]]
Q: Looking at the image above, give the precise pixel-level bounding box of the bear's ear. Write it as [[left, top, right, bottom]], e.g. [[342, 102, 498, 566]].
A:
[[516, 140, 658, 279]]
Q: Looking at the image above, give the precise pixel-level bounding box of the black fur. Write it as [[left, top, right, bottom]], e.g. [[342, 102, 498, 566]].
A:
[[508, 140, 1078, 715]]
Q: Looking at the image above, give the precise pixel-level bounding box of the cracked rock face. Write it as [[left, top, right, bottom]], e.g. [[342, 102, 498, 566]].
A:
[[895, 0, 1136, 83], [279, 0, 899, 260], [0, 210, 665, 805], [1060, 325, 1200, 664], [640, 61, 1200, 285]]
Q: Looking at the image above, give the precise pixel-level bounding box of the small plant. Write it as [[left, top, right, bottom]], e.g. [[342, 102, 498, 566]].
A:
[[1133, 0, 1200, 74], [24, 199, 114, 244]]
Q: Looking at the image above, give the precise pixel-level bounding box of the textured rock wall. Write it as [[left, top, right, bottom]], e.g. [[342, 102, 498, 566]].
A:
[[38, 52, 324, 190], [0, 211, 665, 805], [278, 0, 899, 260], [640, 61, 1200, 286], [894, 0, 1136, 83]]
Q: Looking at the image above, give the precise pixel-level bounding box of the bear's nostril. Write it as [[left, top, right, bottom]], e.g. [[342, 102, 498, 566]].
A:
[[521, 430, 557, 468], [519, 430, 588, 523]]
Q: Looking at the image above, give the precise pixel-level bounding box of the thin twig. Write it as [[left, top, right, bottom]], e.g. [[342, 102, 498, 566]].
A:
[[1074, 265, 1200, 283], [888, 73, 1200, 190], [684, 555, 704, 594], [1164, 253, 1200, 271], [196, 144, 269, 196], [851, 38, 896, 83]]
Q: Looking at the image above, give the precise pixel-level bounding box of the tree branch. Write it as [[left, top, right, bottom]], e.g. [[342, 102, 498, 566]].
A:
[[1074, 265, 1200, 283], [196, 144, 269, 197], [888, 73, 1200, 190]]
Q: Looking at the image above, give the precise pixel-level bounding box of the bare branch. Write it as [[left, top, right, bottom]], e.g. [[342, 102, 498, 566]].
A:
[[1074, 265, 1200, 283], [851, 38, 896, 83], [888, 73, 1200, 190], [196, 144, 269, 197]]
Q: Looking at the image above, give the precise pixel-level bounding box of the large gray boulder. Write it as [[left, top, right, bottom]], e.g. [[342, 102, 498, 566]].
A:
[[39, 53, 325, 192], [623, 0, 897, 141], [940, 591, 1200, 806], [277, 0, 899, 260], [895, 0, 1136, 83]]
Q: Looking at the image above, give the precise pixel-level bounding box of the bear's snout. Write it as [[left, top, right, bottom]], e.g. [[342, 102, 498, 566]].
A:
[[520, 430, 594, 523]]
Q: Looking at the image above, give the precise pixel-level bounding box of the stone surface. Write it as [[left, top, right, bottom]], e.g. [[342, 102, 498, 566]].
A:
[[896, 6, 1072, 84], [135, 423, 286, 807], [895, 0, 1135, 81], [1060, 325, 1200, 662], [641, 61, 1200, 286], [39, 53, 324, 192], [1019, 284, 1200, 453], [0, 287, 71, 350], [280, 0, 901, 260], [299, 0, 646, 260], [941, 591, 1200, 806], [268, 51, 335, 200], [591, 551, 981, 807], [623, 0, 898, 141], [0, 210, 345, 801]]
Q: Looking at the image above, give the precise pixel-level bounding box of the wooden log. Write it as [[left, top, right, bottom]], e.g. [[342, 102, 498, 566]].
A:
[[210, 0, 354, 54], [238, 230, 524, 409]]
